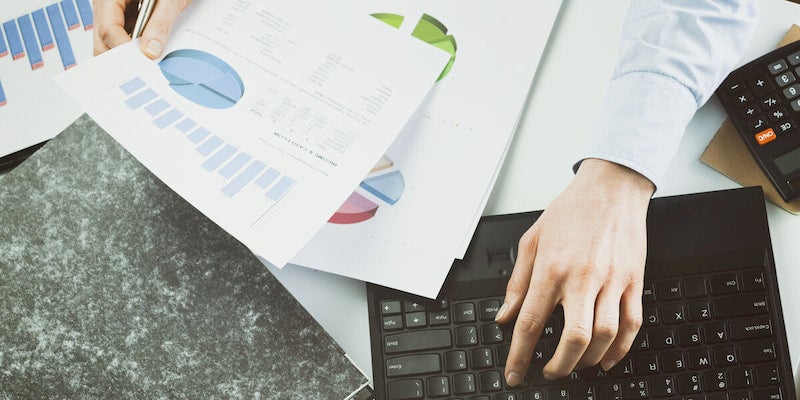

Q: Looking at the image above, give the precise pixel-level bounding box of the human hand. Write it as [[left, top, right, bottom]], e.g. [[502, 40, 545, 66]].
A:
[[93, 0, 192, 59], [495, 158, 655, 386]]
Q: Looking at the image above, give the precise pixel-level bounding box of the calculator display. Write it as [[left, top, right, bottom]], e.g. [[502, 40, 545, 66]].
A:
[[773, 146, 800, 175]]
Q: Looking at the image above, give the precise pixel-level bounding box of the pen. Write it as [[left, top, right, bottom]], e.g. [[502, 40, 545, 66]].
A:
[[132, 0, 157, 40]]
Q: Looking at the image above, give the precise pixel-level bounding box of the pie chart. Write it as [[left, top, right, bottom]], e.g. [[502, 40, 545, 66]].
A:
[[158, 49, 245, 109], [329, 155, 405, 224], [372, 13, 457, 81]]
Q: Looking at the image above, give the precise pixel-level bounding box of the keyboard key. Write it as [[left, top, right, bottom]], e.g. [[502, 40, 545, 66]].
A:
[[429, 310, 450, 326], [454, 302, 477, 323], [707, 393, 730, 400], [661, 349, 687, 372], [633, 330, 650, 352], [684, 277, 708, 298], [453, 373, 477, 394], [469, 348, 493, 369], [479, 370, 503, 392], [481, 323, 504, 344], [711, 273, 740, 295], [445, 350, 468, 371], [649, 375, 676, 397], [677, 325, 702, 346], [686, 301, 711, 323], [387, 379, 424, 399], [625, 379, 649, 399], [455, 325, 479, 346], [752, 387, 783, 400], [741, 271, 766, 292], [405, 300, 426, 312], [714, 295, 769, 318], [732, 318, 773, 340], [547, 386, 570, 400], [633, 353, 659, 375], [609, 358, 634, 378], [496, 345, 510, 367], [405, 312, 427, 328], [531, 341, 550, 365], [495, 393, 517, 400], [385, 330, 452, 353], [677, 372, 703, 395], [730, 390, 754, 400], [520, 390, 546, 400], [429, 298, 449, 310], [768, 60, 789, 74], [659, 279, 682, 300], [755, 364, 780, 386], [479, 299, 501, 321], [381, 300, 402, 315], [651, 328, 676, 350], [714, 345, 738, 367], [426, 376, 450, 397], [661, 303, 686, 324], [644, 306, 660, 326], [642, 283, 656, 303], [704, 322, 729, 344], [730, 366, 755, 389], [704, 369, 729, 391], [739, 340, 776, 364], [541, 317, 560, 339], [386, 354, 441, 377], [383, 315, 403, 331], [573, 383, 596, 399], [686, 348, 712, 369]]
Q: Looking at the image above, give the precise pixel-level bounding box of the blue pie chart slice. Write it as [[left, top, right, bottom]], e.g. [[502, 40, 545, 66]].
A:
[[159, 49, 245, 109]]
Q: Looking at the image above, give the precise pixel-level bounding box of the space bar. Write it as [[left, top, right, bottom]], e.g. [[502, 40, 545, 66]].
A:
[[384, 330, 452, 354]]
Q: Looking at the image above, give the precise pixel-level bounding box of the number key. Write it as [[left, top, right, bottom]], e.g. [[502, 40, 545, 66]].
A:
[[783, 83, 800, 99], [775, 71, 796, 87]]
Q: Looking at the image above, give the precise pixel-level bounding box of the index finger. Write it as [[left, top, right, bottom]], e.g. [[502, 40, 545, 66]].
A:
[[93, 0, 131, 55], [504, 280, 557, 386]]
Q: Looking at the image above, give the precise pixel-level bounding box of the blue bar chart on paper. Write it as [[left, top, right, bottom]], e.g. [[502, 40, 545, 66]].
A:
[[0, 0, 94, 159], [118, 76, 298, 207]]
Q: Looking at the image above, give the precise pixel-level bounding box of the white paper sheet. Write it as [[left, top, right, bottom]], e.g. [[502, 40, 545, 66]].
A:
[[0, 0, 93, 158], [55, 0, 449, 268], [292, 0, 563, 296]]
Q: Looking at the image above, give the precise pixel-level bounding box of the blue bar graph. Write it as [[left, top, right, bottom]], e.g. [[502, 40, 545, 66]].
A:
[[3, 20, 26, 60], [120, 77, 145, 94], [32, 9, 55, 51], [255, 168, 280, 188], [202, 144, 238, 172], [197, 136, 223, 156], [125, 89, 157, 109], [47, 4, 77, 69], [189, 127, 212, 144], [0, 27, 7, 57], [175, 119, 197, 133], [267, 176, 295, 200], [219, 153, 252, 179], [61, 0, 80, 30], [0, 80, 7, 107], [154, 109, 183, 129], [222, 161, 265, 197], [75, 0, 93, 30], [145, 99, 170, 115], [18, 15, 44, 70]]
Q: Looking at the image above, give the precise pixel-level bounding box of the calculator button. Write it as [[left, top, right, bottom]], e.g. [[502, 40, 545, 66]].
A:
[[768, 60, 789, 75], [725, 81, 745, 94], [789, 50, 800, 66], [791, 98, 800, 112], [749, 74, 774, 97], [768, 107, 787, 122], [775, 71, 796, 87], [755, 128, 777, 145], [735, 92, 753, 105], [783, 84, 800, 99], [749, 116, 768, 131], [777, 121, 795, 134], [741, 105, 759, 118], [762, 96, 781, 109]]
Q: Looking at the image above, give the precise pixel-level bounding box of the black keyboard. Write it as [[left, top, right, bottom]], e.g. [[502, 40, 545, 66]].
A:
[[367, 188, 797, 400], [717, 39, 800, 201]]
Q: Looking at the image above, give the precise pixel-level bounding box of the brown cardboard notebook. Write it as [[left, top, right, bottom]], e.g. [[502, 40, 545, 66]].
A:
[[701, 25, 800, 214]]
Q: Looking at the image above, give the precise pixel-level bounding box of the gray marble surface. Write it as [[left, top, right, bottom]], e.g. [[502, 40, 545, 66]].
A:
[[0, 115, 367, 399]]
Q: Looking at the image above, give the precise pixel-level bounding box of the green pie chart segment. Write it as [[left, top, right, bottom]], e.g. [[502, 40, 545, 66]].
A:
[[372, 13, 457, 81]]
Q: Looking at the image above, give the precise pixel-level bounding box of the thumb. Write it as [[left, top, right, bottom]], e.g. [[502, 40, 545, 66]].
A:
[[140, 0, 192, 59]]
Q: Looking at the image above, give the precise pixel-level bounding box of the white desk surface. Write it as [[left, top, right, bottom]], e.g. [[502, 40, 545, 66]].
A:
[[269, 0, 800, 382]]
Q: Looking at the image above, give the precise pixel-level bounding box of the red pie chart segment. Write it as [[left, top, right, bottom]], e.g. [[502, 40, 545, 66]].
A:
[[329, 191, 379, 224]]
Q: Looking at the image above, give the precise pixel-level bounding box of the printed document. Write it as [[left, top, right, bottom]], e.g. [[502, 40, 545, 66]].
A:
[[56, 0, 449, 268], [291, 0, 563, 297]]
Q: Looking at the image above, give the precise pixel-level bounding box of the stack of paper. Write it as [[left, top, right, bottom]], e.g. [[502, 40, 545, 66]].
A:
[[291, 0, 564, 298]]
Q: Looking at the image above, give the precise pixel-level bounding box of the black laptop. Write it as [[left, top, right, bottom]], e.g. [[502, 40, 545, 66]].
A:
[[367, 186, 797, 400]]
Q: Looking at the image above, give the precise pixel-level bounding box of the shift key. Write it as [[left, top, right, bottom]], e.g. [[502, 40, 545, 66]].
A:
[[385, 330, 452, 354], [713, 295, 769, 318]]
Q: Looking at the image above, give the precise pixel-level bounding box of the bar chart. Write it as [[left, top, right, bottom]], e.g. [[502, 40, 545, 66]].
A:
[[118, 76, 297, 205], [0, 0, 92, 108]]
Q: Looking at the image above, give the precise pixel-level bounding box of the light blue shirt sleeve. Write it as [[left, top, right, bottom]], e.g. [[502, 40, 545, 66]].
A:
[[575, 0, 758, 189]]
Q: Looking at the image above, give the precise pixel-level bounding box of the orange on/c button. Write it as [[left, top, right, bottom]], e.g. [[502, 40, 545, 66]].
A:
[[755, 128, 776, 146]]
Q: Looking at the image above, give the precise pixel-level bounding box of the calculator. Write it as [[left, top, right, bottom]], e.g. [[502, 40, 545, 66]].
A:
[[717, 40, 800, 201]]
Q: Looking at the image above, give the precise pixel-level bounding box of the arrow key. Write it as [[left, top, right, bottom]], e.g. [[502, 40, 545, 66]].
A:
[[405, 300, 425, 312], [406, 311, 427, 328], [381, 300, 402, 315]]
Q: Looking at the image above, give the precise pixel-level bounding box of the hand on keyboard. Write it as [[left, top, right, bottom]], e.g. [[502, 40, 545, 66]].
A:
[[93, 0, 191, 58], [496, 159, 654, 386]]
